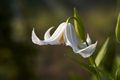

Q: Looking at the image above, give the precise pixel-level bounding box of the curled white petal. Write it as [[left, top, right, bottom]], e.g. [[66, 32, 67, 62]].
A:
[[32, 28, 46, 45], [32, 22, 68, 45], [86, 34, 92, 45], [44, 22, 67, 45], [64, 23, 79, 52], [49, 22, 66, 40], [44, 27, 53, 40], [78, 34, 91, 48], [77, 41, 97, 58], [64, 23, 97, 58]]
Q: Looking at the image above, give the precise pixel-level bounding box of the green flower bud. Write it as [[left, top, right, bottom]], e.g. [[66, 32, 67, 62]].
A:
[[74, 8, 86, 43]]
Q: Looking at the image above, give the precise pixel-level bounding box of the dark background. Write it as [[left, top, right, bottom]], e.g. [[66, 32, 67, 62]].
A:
[[0, 0, 119, 80]]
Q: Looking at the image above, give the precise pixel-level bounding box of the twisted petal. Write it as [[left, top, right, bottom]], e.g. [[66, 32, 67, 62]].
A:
[[77, 41, 97, 58], [32, 22, 68, 45], [64, 23, 79, 52], [32, 28, 46, 45], [86, 34, 92, 45], [78, 34, 92, 48], [44, 27, 53, 40], [43, 22, 67, 45], [64, 23, 97, 58]]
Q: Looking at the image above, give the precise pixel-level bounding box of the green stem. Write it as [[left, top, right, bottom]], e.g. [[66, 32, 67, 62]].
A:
[[66, 17, 79, 23], [98, 68, 114, 80], [115, 66, 120, 80], [67, 17, 101, 79], [89, 57, 101, 80], [85, 41, 101, 80]]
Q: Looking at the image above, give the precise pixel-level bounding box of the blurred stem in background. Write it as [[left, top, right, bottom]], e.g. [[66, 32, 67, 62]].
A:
[[103, 37, 116, 79], [89, 57, 101, 80]]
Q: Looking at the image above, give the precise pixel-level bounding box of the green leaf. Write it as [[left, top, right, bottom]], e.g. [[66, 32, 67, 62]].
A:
[[115, 13, 120, 43], [115, 66, 120, 80], [74, 8, 86, 43], [95, 38, 110, 67]]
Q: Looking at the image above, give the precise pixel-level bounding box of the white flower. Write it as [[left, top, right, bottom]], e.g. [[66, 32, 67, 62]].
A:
[[32, 22, 97, 58]]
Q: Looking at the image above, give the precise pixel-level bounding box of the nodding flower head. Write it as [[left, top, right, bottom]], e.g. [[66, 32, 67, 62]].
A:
[[32, 22, 97, 58]]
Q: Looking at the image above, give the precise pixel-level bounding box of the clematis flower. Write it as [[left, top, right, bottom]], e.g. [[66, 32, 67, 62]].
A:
[[32, 22, 97, 58]]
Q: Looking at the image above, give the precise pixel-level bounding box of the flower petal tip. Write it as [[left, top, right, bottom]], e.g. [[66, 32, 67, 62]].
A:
[[44, 27, 54, 40], [32, 28, 44, 45], [78, 41, 98, 58]]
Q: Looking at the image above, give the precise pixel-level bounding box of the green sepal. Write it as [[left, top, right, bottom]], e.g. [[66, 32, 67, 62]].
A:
[[115, 13, 120, 43], [95, 38, 110, 67], [74, 8, 86, 43]]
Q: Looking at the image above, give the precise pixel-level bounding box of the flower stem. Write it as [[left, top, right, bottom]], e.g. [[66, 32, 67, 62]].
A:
[[89, 57, 101, 80], [66, 17, 79, 23], [85, 41, 101, 80], [115, 66, 120, 80]]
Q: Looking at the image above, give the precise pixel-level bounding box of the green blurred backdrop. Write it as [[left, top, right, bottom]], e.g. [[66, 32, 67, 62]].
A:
[[0, 0, 119, 80]]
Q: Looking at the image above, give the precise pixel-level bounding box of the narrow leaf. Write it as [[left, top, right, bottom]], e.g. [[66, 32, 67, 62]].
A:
[[115, 66, 120, 80], [74, 8, 86, 42], [115, 13, 120, 43], [95, 38, 109, 66]]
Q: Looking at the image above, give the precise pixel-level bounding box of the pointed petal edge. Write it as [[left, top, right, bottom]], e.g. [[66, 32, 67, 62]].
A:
[[44, 27, 54, 40], [77, 41, 97, 58], [32, 28, 45, 45]]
